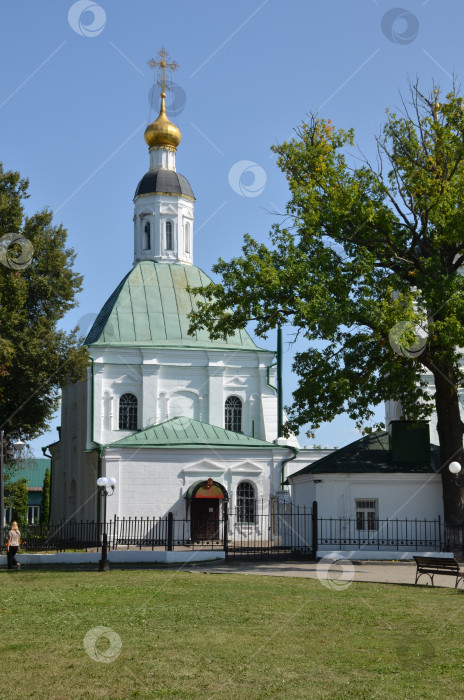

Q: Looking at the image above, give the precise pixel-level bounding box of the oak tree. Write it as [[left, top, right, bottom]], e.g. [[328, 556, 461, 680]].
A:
[[188, 84, 464, 525]]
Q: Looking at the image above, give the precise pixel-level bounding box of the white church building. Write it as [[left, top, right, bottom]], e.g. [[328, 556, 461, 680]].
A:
[[49, 68, 311, 537], [49, 55, 448, 550]]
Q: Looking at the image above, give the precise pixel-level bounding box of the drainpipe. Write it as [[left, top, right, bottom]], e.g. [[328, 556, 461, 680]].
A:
[[281, 445, 298, 490], [277, 326, 283, 438], [266, 326, 284, 433], [42, 446, 53, 524]]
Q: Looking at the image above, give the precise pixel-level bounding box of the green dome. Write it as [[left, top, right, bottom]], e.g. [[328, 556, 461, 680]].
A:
[[85, 261, 262, 351]]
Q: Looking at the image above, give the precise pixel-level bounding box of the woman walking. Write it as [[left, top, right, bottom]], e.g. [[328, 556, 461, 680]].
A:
[[7, 521, 21, 570]]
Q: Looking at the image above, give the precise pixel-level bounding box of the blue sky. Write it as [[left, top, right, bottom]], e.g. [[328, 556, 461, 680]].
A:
[[1, 0, 463, 454]]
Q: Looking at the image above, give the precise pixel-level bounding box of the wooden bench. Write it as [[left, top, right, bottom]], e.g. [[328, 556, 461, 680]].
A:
[[413, 556, 464, 588]]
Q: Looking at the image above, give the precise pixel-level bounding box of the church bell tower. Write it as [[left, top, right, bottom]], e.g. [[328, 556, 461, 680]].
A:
[[133, 49, 195, 266]]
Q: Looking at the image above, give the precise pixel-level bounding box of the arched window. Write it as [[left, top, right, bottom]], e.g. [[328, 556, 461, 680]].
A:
[[143, 220, 151, 250], [166, 221, 173, 250], [225, 396, 242, 433], [237, 481, 256, 523], [119, 393, 137, 430], [184, 221, 190, 254]]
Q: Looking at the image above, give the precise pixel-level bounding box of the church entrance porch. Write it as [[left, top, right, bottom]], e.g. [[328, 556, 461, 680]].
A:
[[186, 478, 227, 542]]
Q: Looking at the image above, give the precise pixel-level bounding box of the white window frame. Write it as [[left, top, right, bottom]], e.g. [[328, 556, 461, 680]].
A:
[[355, 499, 378, 532], [28, 505, 40, 525], [166, 220, 173, 250], [143, 220, 151, 250], [184, 221, 190, 254]]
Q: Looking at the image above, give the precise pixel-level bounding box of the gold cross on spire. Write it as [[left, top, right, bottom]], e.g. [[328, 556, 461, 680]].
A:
[[147, 48, 179, 95]]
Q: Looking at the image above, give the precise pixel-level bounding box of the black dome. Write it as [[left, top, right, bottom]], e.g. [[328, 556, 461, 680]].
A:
[[134, 170, 195, 200]]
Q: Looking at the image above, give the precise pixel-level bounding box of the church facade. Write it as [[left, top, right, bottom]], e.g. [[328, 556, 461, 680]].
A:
[[49, 66, 303, 535]]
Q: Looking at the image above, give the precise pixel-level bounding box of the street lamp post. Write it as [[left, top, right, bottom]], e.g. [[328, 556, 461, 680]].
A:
[[0, 430, 4, 529], [96, 477, 116, 572]]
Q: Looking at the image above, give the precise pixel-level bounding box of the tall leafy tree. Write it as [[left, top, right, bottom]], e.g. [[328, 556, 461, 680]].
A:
[[0, 165, 88, 440], [5, 475, 28, 528], [40, 467, 50, 526], [188, 83, 464, 525]]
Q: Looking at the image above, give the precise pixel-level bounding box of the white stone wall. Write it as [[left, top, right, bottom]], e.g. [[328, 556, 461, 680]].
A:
[[289, 472, 444, 520], [101, 446, 290, 520], [89, 347, 279, 446]]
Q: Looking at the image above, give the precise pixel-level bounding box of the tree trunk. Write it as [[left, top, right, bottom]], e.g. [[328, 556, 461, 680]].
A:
[[433, 368, 464, 526]]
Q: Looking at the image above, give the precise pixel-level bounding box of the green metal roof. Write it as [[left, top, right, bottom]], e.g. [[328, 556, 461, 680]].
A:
[[108, 416, 286, 450], [85, 261, 264, 351], [289, 432, 440, 479], [10, 459, 50, 489]]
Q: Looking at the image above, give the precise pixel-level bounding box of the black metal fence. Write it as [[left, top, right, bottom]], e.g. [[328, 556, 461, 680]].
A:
[[0, 505, 314, 558], [317, 516, 443, 552], [226, 503, 313, 560], [1, 521, 103, 553], [0, 515, 223, 554], [3, 507, 462, 559]]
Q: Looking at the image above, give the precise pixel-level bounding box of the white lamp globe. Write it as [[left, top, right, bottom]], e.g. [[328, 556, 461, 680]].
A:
[[97, 477, 108, 486], [449, 461, 461, 475], [107, 477, 116, 486]]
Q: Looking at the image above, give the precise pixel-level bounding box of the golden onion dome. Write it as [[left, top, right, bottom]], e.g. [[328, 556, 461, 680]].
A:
[[144, 92, 181, 149]]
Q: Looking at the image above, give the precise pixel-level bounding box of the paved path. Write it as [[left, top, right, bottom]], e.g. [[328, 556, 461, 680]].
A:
[[183, 559, 463, 589]]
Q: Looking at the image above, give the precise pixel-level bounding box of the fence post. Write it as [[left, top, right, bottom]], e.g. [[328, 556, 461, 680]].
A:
[[311, 501, 318, 560], [167, 512, 173, 552], [223, 502, 229, 557]]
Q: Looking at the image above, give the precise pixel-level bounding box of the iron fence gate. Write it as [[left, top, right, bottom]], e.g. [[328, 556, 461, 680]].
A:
[[225, 502, 314, 560]]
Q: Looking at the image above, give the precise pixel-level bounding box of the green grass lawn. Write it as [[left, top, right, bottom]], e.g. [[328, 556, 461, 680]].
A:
[[0, 567, 463, 699]]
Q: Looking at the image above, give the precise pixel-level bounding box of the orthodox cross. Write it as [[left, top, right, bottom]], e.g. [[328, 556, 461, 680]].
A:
[[147, 48, 179, 93]]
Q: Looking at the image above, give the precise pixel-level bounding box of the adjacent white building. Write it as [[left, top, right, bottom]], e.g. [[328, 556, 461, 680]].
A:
[[288, 421, 445, 554]]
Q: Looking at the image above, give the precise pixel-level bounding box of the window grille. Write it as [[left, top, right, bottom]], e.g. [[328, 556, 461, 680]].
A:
[[119, 393, 138, 430], [237, 481, 256, 523], [225, 396, 242, 433]]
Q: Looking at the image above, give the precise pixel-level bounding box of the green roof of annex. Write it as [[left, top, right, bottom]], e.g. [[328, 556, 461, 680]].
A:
[[9, 459, 50, 488], [85, 260, 266, 352], [109, 417, 286, 450]]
